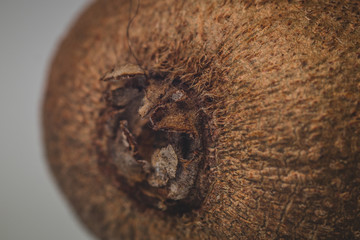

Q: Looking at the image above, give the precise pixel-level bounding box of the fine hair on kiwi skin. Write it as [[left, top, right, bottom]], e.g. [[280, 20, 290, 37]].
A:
[[42, 0, 360, 239]]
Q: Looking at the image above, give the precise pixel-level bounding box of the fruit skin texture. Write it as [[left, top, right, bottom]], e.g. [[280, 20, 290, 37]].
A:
[[42, 0, 360, 239]]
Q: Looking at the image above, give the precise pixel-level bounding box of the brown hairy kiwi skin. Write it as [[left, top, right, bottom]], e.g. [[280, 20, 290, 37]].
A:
[[42, 0, 360, 239]]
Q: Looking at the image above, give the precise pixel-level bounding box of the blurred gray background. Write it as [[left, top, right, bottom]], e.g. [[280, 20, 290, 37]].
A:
[[0, 0, 95, 239]]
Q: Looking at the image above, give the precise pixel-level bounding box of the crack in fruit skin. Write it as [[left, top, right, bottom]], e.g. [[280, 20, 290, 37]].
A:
[[95, 64, 212, 212]]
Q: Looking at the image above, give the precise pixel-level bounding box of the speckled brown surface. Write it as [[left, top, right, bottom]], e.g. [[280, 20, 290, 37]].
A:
[[43, 0, 360, 239]]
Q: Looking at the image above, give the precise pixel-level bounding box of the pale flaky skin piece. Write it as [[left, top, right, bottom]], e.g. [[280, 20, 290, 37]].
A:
[[43, 0, 360, 239]]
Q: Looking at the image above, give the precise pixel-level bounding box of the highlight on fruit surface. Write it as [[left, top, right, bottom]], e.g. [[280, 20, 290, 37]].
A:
[[42, 0, 360, 239]]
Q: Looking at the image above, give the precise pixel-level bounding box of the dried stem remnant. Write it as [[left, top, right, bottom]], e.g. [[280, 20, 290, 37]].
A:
[[95, 64, 212, 212], [148, 145, 178, 187]]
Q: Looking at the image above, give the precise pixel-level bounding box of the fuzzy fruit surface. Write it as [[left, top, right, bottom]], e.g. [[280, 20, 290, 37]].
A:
[[43, 0, 360, 239]]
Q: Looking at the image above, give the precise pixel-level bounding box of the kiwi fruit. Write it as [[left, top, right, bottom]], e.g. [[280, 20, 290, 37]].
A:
[[42, 0, 360, 239]]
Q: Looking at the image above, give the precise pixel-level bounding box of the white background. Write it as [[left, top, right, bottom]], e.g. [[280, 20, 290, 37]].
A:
[[0, 0, 95, 239]]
